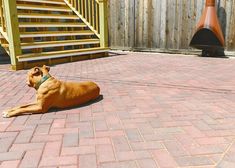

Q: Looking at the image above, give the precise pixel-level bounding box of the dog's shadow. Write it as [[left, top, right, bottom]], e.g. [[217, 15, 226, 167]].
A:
[[48, 94, 104, 113]]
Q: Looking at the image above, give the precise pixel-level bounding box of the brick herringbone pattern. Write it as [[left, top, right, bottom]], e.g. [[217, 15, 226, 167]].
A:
[[1, 52, 235, 167]]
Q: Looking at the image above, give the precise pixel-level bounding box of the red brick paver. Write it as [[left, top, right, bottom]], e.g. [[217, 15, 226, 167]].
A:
[[1, 51, 235, 167]]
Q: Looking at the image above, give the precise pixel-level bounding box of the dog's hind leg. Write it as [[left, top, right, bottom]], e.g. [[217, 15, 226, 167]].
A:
[[2, 103, 46, 118]]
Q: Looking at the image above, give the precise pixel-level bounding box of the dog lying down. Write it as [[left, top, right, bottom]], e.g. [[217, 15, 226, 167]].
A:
[[2, 65, 100, 118]]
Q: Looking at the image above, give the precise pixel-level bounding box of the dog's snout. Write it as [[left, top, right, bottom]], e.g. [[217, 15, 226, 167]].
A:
[[26, 75, 32, 87], [26, 80, 32, 87]]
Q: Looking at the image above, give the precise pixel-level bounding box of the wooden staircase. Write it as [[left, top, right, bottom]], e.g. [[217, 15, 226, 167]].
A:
[[0, 0, 108, 70]]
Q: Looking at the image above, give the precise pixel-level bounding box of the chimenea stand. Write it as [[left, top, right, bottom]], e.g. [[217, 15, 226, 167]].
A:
[[190, 0, 225, 56]]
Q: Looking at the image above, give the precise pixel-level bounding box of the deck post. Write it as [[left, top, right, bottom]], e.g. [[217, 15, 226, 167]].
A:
[[3, 0, 22, 70], [98, 0, 108, 48]]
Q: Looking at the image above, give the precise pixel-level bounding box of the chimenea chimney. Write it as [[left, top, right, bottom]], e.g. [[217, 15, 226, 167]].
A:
[[190, 0, 225, 56]]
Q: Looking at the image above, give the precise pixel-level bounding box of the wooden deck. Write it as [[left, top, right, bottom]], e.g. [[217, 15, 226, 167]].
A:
[[0, 0, 108, 70]]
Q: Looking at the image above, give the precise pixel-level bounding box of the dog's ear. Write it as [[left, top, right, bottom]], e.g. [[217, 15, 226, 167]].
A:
[[42, 65, 50, 72], [32, 67, 41, 76]]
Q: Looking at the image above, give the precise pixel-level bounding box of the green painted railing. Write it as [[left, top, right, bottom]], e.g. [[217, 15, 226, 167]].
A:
[[64, 0, 108, 47]]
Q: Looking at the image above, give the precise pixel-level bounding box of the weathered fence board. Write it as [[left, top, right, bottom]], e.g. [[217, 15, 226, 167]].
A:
[[108, 0, 235, 51]]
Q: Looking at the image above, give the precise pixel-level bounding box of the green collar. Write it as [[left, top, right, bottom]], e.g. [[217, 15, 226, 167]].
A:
[[35, 74, 51, 90]]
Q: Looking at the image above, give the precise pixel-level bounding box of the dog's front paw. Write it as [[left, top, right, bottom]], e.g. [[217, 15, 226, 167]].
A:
[[2, 111, 10, 118]]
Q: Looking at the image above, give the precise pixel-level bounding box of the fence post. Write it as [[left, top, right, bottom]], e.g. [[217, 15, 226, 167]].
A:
[[98, 0, 108, 48], [3, 0, 22, 70]]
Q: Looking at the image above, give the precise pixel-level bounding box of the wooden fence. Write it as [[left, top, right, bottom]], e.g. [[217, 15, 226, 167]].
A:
[[108, 0, 235, 52]]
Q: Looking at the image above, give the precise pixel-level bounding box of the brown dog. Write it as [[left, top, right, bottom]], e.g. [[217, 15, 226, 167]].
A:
[[2, 65, 100, 118]]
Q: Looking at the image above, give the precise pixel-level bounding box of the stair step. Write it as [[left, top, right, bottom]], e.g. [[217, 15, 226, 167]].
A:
[[17, 4, 71, 12], [17, 0, 66, 5], [17, 47, 109, 62], [20, 30, 94, 38], [18, 13, 79, 19], [19, 22, 86, 28], [21, 39, 100, 49]]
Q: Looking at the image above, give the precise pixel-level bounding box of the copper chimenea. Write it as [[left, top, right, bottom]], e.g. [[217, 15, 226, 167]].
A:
[[190, 0, 225, 56]]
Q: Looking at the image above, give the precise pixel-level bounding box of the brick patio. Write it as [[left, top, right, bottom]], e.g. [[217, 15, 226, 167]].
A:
[[0, 51, 235, 168]]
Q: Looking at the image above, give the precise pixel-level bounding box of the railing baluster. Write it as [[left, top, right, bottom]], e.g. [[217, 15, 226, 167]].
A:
[[92, 0, 95, 28], [74, 0, 77, 11], [84, 0, 87, 21], [71, 0, 73, 7], [81, 0, 84, 17], [96, 3, 99, 33], [87, 0, 90, 23], [64, 0, 108, 46]]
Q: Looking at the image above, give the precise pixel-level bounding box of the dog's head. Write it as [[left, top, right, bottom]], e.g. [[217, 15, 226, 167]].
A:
[[26, 65, 50, 88]]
